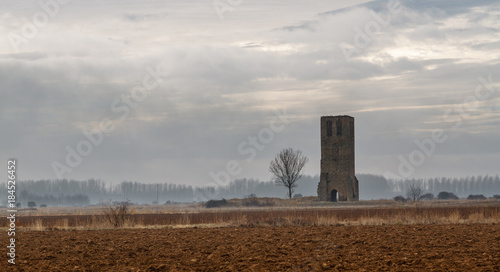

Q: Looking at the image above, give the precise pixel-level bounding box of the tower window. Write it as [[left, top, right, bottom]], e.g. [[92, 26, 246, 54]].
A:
[[336, 119, 342, 136], [326, 120, 332, 137]]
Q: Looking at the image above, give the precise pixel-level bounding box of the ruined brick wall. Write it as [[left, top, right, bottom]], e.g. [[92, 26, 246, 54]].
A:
[[317, 116, 359, 201]]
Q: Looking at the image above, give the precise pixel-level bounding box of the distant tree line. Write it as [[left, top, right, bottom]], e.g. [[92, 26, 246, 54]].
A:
[[18, 190, 89, 206], [385, 175, 500, 198], [0, 174, 498, 206]]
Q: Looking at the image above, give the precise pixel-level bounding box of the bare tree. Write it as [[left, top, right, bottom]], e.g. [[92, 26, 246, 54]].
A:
[[269, 148, 309, 199], [406, 183, 423, 201]]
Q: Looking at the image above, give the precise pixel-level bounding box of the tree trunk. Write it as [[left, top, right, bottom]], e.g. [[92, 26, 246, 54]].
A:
[[288, 187, 292, 199]]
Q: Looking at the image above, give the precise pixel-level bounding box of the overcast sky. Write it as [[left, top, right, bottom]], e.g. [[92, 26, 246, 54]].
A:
[[1, 0, 499, 186]]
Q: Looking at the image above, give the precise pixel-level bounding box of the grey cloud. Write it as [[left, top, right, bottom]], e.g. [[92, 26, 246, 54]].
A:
[[1, 0, 499, 184], [273, 21, 318, 32], [470, 41, 500, 50], [0, 52, 47, 61], [318, 1, 390, 17], [383, 57, 423, 73], [122, 12, 168, 21], [404, 0, 497, 16]]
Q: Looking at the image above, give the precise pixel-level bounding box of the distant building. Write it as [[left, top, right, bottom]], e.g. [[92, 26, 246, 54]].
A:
[[317, 116, 359, 201]]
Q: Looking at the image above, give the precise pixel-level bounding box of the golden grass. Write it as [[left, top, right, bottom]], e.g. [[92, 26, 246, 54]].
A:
[[55, 218, 70, 230], [4, 198, 499, 217], [27, 219, 46, 231], [13, 199, 500, 231], [19, 209, 500, 231]]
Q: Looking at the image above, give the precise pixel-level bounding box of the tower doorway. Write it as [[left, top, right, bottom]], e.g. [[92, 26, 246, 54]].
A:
[[330, 189, 338, 202]]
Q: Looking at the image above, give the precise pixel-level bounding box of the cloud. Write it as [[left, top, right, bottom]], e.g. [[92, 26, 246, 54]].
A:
[[0, 0, 499, 184], [122, 12, 169, 22]]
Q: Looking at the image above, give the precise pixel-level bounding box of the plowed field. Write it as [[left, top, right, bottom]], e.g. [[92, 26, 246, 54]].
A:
[[7, 223, 500, 271]]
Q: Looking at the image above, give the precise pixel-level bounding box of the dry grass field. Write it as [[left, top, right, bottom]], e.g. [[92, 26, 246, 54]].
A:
[[2, 198, 499, 230], [3, 199, 500, 271]]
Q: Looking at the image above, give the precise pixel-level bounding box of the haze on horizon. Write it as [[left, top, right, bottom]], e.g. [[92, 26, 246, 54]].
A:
[[0, 0, 499, 187]]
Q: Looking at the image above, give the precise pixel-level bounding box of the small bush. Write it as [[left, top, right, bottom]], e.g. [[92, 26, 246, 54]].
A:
[[101, 201, 131, 228], [493, 195, 500, 199], [27, 201, 37, 207], [243, 197, 259, 207], [467, 194, 487, 200], [293, 194, 303, 198], [205, 199, 228, 208], [437, 191, 459, 200], [244, 194, 256, 198], [394, 195, 406, 202], [420, 193, 435, 200], [40, 204, 47, 207]]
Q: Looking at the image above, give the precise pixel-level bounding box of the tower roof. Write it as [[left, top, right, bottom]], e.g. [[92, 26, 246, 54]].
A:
[[321, 115, 354, 118]]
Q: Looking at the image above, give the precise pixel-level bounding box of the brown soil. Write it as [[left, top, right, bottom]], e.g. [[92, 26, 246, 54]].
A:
[[7, 223, 500, 271]]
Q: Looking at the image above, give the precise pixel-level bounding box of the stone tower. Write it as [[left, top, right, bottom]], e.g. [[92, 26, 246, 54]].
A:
[[317, 115, 359, 201]]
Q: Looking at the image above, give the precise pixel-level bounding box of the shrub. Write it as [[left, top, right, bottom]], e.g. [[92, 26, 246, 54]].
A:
[[27, 201, 37, 207], [420, 193, 435, 200], [204, 199, 228, 208], [393, 195, 406, 202], [243, 197, 259, 207], [40, 204, 47, 207], [467, 194, 487, 200], [293, 194, 303, 198], [437, 192, 459, 200], [493, 195, 500, 199], [101, 201, 131, 228]]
